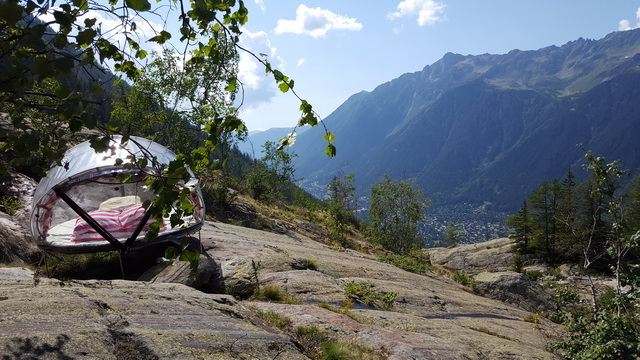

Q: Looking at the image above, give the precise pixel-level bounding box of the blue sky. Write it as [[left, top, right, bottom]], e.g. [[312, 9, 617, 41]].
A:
[[236, 1, 640, 131], [37, 1, 640, 131]]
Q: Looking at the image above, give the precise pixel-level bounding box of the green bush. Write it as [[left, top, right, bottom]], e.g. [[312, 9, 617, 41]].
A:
[[0, 196, 21, 215], [377, 251, 433, 274], [45, 253, 124, 279], [451, 271, 476, 288], [543, 267, 565, 280], [316, 303, 361, 323], [556, 310, 640, 360], [320, 341, 352, 360], [523, 269, 544, 281], [295, 325, 328, 349], [251, 285, 301, 304], [544, 280, 580, 306], [596, 286, 618, 311], [254, 309, 292, 330], [512, 252, 524, 273], [251, 285, 285, 302], [344, 281, 397, 310], [320, 340, 386, 360], [300, 258, 318, 270]]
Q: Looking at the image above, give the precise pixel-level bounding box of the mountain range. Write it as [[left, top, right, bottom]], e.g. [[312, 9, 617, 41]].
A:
[[280, 29, 640, 219]]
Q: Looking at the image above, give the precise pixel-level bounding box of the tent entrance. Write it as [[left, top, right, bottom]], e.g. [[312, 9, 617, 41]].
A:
[[52, 185, 154, 253]]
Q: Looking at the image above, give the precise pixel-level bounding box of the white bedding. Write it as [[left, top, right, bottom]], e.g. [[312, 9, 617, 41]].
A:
[[44, 215, 196, 248]]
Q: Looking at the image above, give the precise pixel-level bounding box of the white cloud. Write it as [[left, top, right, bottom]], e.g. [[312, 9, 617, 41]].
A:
[[619, 19, 632, 31], [296, 58, 306, 67], [36, 8, 162, 55], [275, 4, 363, 38], [388, 0, 446, 26], [254, 0, 266, 12], [619, 7, 640, 31], [237, 29, 285, 108]]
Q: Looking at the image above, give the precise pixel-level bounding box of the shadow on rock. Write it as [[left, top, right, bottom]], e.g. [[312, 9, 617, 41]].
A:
[[2, 334, 73, 360]]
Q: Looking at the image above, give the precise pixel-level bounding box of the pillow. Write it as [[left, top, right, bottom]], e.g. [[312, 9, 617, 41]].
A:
[[99, 195, 141, 211], [119, 204, 151, 233], [70, 204, 162, 243]]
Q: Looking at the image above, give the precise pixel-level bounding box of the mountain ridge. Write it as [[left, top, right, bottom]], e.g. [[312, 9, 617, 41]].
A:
[[290, 28, 640, 218]]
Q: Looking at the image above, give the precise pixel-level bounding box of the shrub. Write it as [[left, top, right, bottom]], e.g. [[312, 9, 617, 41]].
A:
[[320, 341, 352, 360], [199, 171, 238, 209], [45, 253, 123, 279], [543, 267, 565, 280], [596, 286, 618, 311], [0, 196, 21, 215], [556, 310, 640, 360], [320, 340, 387, 360], [523, 269, 544, 281], [295, 325, 328, 350], [544, 280, 580, 306], [377, 251, 433, 274], [344, 281, 398, 310], [295, 258, 317, 271], [251, 285, 285, 302], [251, 285, 301, 304], [524, 312, 543, 324], [512, 252, 524, 273], [254, 309, 292, 330], [451, 271, 476, 288]]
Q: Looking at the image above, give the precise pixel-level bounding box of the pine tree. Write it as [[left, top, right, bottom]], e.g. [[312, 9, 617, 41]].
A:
[[505, 200, 533, 253], [442, 221, 463, 247]]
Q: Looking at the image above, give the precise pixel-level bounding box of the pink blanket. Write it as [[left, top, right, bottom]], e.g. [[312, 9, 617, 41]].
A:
[[70, 204, 160, 242]]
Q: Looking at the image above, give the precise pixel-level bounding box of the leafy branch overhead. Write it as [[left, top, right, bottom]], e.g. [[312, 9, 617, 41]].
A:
[[0, 0, 335, 241]]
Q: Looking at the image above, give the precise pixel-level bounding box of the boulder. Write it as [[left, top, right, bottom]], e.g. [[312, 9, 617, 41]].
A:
[[473, 271, 557, 313], [429, 237, 515, 274], [138, 255, 224, 293], [0, 172, 41, 265], [0, 214, 41, 265], [259, 270, 348, 304], [0, 267, 34, 281], [201, 222, 562, 359], [0, 276, 308, 359], [220, 257, 260, 298], [0, 171, 37, 226], [0, 220, 564, 359]]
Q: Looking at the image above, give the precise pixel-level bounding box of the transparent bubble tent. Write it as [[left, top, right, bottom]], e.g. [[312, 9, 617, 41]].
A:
[[30, 136, 205, 254]]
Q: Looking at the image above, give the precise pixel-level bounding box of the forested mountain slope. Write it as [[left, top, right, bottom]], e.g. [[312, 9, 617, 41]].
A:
[[292, 29, 640, 214]]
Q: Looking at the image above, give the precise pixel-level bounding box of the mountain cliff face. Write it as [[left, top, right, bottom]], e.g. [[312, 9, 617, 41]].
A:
[[292, 29, 640, 214]]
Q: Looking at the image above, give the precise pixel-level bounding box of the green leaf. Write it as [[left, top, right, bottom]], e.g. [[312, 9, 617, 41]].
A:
[[31, 57, 51, 76], [325, 144, 336, 158], [89, 136, 111, 153], [84, 18, 97, 27], [81, 112, 97, 128], [278, 82, 289, 93], [135, 49, 148, 59], [278, 136, 289, 148], [125, 0, 151, 11], [299, 100, 312, 113], [225, 78, 237, 92], [72, 0, 89, 10], [69, 118, 83, 132], [76, 28, 97, 45], [323, 132, 335, 143], [0, 1, 24, 24], [164, 246, 179, 260], [148, 31, 171, 44]]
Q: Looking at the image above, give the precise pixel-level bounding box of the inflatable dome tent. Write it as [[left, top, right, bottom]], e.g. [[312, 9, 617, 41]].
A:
[[30, 136, 205, 254]]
